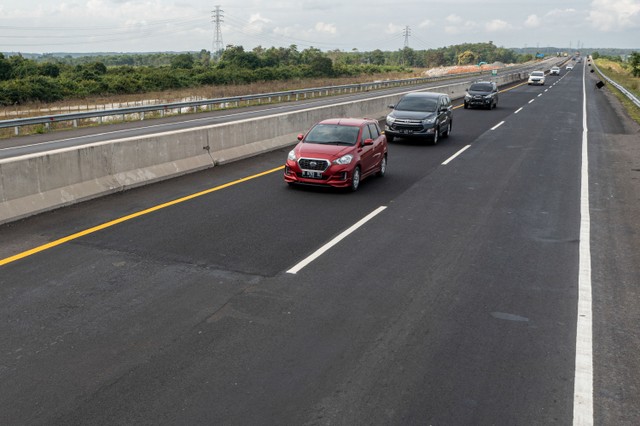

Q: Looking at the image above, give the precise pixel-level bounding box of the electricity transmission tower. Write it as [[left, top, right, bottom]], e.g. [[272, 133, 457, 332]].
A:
[[401, 26, 411, 65], [211, 5, 224, 62], [403, 26, 411, 48]]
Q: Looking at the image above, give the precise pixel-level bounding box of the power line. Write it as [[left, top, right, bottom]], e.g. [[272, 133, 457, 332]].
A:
[[222, 11, 405, 51], [0, 16, 206, 32], [0, 16, 210, 48]]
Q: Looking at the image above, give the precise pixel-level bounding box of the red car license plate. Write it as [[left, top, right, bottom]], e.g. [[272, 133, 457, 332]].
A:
[[302, 170, 323, 179]]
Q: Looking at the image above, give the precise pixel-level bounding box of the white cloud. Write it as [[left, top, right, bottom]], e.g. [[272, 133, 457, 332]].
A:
[[1, 0, 639, 53], [588, 0, 640, 31], [546, 8, 577, 18], [272, 21, 336, 41], [485, 19, 513, 32], [247, 13, 272, 32], [385, 23, 404, 34], [273, 25, 298, 38], [314, 22, 337, 34], [446, 14, 463, 25], [524, 14, 541, 28], [444, 14, 478, 35], [299, 0, 338, 11]]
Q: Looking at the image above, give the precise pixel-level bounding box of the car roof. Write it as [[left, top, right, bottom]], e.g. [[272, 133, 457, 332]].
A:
[[402, 91, 445, 99], [317, 118, 375, 126], [470, 81, 495, 87]]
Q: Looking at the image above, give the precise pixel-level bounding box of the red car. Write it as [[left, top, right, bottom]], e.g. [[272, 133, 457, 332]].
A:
[[284, 118, 388, 191]]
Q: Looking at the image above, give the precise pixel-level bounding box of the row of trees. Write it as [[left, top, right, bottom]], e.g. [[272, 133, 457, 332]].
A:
[[1, 42, 530, 106], [27, 42, 524, 69], [0, 49, 404, 106]]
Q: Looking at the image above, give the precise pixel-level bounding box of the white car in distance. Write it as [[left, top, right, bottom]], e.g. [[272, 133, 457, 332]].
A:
[[528, 70, 546, 85]]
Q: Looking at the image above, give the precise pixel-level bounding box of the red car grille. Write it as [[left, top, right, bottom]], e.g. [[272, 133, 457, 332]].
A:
[[298, 158, 330, 171]]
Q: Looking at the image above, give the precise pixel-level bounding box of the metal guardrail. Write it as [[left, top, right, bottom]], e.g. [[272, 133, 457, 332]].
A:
[[0, 74, 482, 135], [591, 58, 640, 108]]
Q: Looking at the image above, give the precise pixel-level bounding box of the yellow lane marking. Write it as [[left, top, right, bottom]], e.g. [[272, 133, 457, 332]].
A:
[[0, 165, 285, 267]]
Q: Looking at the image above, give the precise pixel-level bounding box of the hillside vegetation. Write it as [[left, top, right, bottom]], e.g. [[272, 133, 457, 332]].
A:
[[0, 42, 529, 107], [593, 52, 640, 123]]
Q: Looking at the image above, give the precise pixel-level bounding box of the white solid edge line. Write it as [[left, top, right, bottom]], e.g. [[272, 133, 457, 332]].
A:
[[491, 121, 505, 131], [442, 145, 471, 165], [573, 59, 594, 426], [286, 206, 387, 274]]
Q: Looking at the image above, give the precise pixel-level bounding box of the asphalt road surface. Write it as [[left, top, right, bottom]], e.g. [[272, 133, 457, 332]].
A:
[[1, 62, 639, 425]]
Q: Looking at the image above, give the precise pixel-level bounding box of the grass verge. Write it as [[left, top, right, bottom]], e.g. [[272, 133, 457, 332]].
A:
[[593, 58, 640, 125]]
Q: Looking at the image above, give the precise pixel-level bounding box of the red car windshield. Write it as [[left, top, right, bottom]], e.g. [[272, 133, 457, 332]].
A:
[[304, 124, 360, 145]]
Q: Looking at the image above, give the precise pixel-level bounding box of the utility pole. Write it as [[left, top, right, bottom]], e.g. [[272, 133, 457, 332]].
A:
[[211, 5, 224, 62]]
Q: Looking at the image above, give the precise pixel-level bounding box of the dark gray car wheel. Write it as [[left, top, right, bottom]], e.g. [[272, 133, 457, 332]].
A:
[[431, 127, 439, 145], [443, 122, 451, 138]]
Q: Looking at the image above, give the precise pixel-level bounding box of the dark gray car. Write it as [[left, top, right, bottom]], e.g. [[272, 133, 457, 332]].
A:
[[464, 81, 499, 109], [385, 92, 453, 145]]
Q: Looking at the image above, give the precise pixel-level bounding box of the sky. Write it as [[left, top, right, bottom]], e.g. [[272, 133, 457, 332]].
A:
[[1, 0, 639, 54]]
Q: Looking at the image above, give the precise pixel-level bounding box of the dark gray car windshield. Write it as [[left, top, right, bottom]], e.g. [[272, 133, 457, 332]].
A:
[[395, 97, 437, 112], [470, 83, 492, 92], [305, 124, 359, 145]]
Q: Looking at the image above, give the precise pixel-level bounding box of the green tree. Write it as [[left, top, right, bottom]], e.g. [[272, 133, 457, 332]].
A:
[[308, 55, 334, 77], [25, 75, 64, 102], [401, 47, 416, 66], [629, 52, 640, 77], [457, 50, 477, 65], [423, 50, 446, 67], [0, 53, 12, 81], [90, 62, 108, 75], [300, 47, 324, 65], [197, 49, 212, 66], [9, 55, 39, 78], [219, 46, 261, 69], [0, 79, 27, 105], [170, 53, 195, 69], [39, 62, 61, 78], [369, 49, 386, 65]]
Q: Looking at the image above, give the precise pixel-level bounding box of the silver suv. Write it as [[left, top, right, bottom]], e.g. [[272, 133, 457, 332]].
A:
[[385, 92, 453, 145]]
